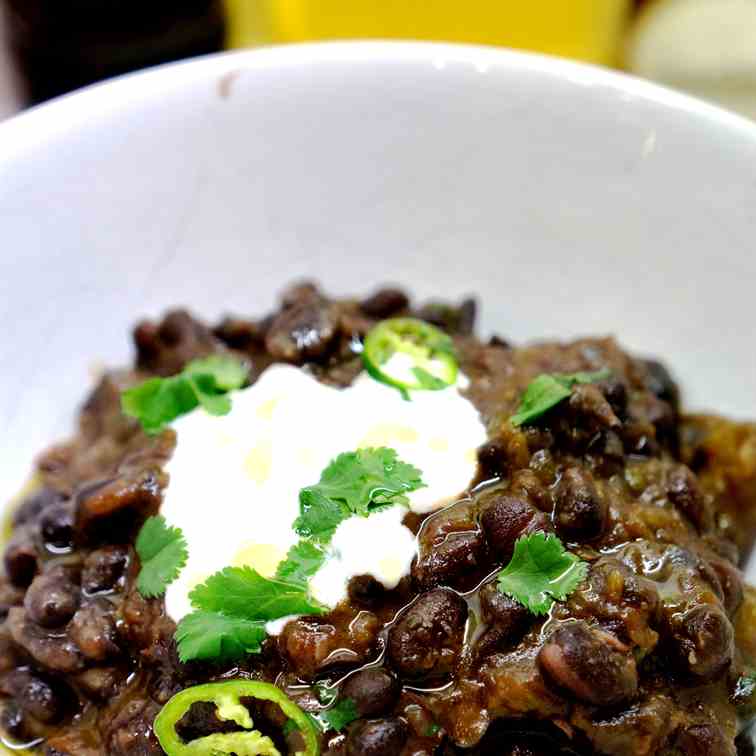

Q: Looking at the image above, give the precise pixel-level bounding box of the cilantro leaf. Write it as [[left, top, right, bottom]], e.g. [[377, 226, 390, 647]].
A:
[[496, 532, 587, 615], [293, 490, 351, 542], [189, 566, 325, 620], [175, 611, 266, 663], [121, 355, 248, 434], [297, 446, 424, 533], [510, 369, 611, 427], [135, 515, 188, 598], [316, 698, 360, 732], [275, 541, 327, 588]]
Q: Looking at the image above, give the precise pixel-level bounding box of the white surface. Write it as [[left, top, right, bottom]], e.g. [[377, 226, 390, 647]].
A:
[[0, 43, 755, 584], [162, 362, 485, 621]]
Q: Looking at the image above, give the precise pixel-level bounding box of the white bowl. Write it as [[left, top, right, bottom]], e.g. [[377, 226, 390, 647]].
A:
[[1, 42, 755, 581]]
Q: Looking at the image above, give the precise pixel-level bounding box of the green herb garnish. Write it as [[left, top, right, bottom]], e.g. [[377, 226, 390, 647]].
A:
[[510, 369, 611, 427], [275, 541, 327, 588], [294, 447, 425, 541], [362, 317, 458, 395], [176, 567, 325, 663], [121, 355, 248, 434], [135, 515, 188, 598], [425, 723, 441, 737], [317, 698, 360, 732], [189, 566, 324, 620], [496, 532, 587, 615], [174, 610, 268, 663], [175, 447, 424, 664]]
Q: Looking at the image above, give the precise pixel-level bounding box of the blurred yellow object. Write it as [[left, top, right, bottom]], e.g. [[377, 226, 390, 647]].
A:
[[226, 0, 632, 66], [626, 0, 756, 120]]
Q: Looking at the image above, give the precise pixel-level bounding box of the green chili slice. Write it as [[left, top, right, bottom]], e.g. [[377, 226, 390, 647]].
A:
[[362, 317, 458, 394], [153, 680, 319, 756]]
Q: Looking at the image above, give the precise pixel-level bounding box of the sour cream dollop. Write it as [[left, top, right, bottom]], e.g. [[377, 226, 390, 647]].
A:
[[161, 364, 487, 625]]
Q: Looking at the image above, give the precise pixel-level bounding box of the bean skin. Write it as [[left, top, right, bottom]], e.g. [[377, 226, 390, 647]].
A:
[[388, 589, 467, 681], [4, 534, 38, 587], [478, 581, 531, 644], [81, 546, 131, 594], [670, 604, 734, 681], [538, 621, 638, 706], [69, 600, 121, 662], [24, 568, 80, 629], [553, 468, 607, 542], [480, 492, 548, 561], [345, 717, 408, 756], [360, 288, 410, 318], [341, 669, 400, 717], [40, 501, 75, 549]]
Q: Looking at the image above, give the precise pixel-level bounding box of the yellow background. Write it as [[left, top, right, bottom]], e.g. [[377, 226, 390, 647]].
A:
[[226, 0, 632, 66]]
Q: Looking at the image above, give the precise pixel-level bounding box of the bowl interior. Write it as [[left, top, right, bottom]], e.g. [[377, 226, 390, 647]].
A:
[[1, 42, 755, 577]]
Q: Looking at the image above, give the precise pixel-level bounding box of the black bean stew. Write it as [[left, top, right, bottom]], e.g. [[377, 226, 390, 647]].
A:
[[1, 283, 755, 755]]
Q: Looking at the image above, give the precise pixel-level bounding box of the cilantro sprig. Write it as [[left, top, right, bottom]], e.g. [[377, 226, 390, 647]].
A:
[[496, 532, 587, 615], [510, 369, 611, 427], [135, 515, 188, 598], [294, 447, 425, 541], [175, 446, 425, 664], [122, 355, 248, 434], [176, 567, 326, 663]]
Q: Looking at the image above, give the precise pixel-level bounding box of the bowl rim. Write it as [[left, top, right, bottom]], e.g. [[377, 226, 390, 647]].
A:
[[2, 39, 756, 164]]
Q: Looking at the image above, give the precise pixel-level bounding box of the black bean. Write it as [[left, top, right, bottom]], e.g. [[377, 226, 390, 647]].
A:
[[509, 470, 552, 513], [12, 488, 62, 528], [19, 675, 65, 724], [480, 492, 548, 560], [4, 534, 38, 587], [106, 697, 163, 755], [568, 384, 621, 431], [538, 620, 638, 706], [341, 669, 400, 718], [0, 700, 26, 740], [670, 604, 734, 681], [706, 555, 744, 616], [347, 575, 387, 608], [346, 717, 408, 756], [643, 359, 680, 410], [280, 281, 322, 308], [672, 723, 734, 756], [265, 301, 339, 363], [24, 568, 80, 628], [666, 465, 709, 532], [75, 667, 123, 702], [387, 589, 467, 680], [75, 468, 163, 545], [40, 500, 75, 549], [136, 309, 220, 376], [7, 607, 84, 673], [133, 321, 161, 364], [477, 439, 509, 480], [82, 545, 130, 594], [478, 581, 531, 642], [553, 467, 607, 542], [413, 530, 486, 591], [596, 377, 628, 419], [69, 600, 121, 662], [213, 317, 266, 349], [360, 288, 410, 318], [417, 298, 477, 336]]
